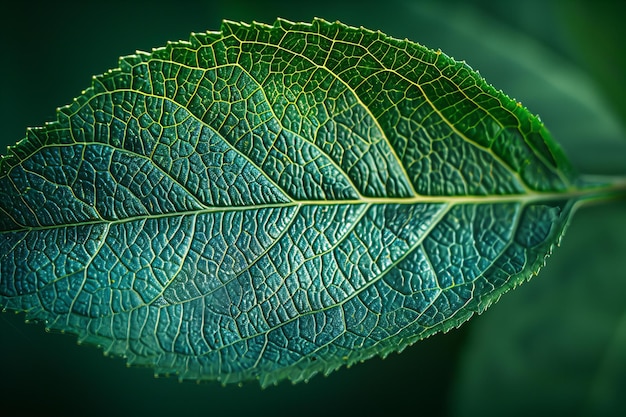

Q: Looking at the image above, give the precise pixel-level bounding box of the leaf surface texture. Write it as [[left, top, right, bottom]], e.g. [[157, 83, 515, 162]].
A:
[[0, 19, 581, 385]]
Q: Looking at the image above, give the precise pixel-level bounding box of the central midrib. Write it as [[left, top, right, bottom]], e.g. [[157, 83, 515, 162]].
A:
[[0, 187, 600, 234]]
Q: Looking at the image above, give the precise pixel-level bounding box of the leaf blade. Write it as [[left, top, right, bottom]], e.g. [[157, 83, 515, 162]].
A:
[[0, 18, 597, 385]]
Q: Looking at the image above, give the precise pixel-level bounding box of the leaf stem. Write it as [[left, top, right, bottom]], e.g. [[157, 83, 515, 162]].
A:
[[577, 174, 626, 203]]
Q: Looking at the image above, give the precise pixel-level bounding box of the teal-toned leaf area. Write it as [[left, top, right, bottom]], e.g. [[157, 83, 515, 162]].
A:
[[0, 19, 596, 385]]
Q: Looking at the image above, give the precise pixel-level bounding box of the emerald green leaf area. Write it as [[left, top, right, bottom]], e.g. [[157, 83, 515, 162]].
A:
[[0, 19, 601, 385]]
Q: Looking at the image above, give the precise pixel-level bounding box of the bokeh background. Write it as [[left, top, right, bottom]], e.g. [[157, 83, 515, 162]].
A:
[[1, 1, 625, 416]]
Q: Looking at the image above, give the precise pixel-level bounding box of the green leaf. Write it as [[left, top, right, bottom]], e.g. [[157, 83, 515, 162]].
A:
[[0, 18, 623, 386]]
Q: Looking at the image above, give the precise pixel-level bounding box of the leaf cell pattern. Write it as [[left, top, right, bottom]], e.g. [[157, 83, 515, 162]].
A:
[[0, 19, 576, 385]]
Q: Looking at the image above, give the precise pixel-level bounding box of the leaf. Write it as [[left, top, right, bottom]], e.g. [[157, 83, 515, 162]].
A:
[[0, 18, 623, 386]]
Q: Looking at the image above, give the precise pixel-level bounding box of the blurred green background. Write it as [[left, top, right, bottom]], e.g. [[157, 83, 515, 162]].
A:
[[1, 1, 625, 416]]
